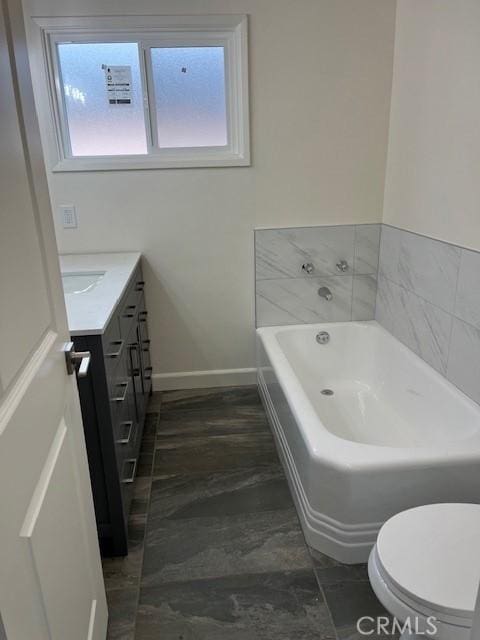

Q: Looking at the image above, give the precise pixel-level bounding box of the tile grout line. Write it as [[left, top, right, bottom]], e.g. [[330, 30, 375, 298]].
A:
[[294, 513, 340, 639], [313, 576, 340, 640], [445, 251, 462, 375], [373, 224, 383, 320], [255, 222, 380, 233], [349, 227, 356, 320]]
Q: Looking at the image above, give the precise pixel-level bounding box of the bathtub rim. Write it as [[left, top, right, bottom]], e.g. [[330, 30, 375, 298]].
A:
[[256, 320, 480, 471]]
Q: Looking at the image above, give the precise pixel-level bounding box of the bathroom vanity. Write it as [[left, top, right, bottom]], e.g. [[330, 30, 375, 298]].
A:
[[60, 253, 152, 556]]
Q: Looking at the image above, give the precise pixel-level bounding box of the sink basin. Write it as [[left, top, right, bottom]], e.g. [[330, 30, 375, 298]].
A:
[[62, 271, 105, 295]]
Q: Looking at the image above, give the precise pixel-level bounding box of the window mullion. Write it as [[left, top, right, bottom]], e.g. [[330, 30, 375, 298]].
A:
[[141, 44, 160, 153], [138, 42, 155, 154]]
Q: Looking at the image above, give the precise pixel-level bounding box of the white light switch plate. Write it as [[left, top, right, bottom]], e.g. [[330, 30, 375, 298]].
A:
[[60, 204, 77, 229]]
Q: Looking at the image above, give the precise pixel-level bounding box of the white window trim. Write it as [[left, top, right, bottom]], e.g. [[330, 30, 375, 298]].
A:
[[33, 15, 250, 171]]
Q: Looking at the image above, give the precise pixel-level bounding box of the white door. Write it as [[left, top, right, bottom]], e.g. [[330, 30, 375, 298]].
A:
[[0, 1, 108, 638]]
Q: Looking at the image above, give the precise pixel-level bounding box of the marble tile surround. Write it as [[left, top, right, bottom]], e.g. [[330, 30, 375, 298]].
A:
[[376, 225, 480, 405], [255, 222, 480, 407], [255, 224, 380, 327]]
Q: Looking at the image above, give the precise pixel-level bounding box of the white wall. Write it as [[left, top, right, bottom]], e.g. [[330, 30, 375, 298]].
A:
[[24, 0, 396, 386], [384, 0, 480, 251]]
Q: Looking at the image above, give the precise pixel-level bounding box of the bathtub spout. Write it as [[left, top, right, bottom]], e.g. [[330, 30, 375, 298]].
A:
[[318, 286, 333, 301]]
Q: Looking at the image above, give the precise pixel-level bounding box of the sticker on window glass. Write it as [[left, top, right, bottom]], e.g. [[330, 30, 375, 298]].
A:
[[103, 65, 132, 105]]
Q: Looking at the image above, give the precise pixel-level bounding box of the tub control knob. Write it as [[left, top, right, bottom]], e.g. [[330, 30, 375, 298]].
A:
[[316, 331, 330, 345], [336, 259, 349, 273], [302, 263, 315, 275]]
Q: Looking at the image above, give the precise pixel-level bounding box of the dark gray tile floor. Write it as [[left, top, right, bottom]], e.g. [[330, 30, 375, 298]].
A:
[[102, 412, 158, 640], [104, 386, 395, 640]]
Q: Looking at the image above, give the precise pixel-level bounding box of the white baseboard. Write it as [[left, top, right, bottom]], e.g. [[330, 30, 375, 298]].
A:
[[151, 368, 257, 391]]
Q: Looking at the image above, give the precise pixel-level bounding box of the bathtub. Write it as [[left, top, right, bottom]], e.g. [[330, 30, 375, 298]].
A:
[[256, 321, 480, 564]]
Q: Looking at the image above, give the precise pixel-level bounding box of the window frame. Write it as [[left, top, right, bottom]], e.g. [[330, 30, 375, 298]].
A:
[[35, 15, 250, 171]]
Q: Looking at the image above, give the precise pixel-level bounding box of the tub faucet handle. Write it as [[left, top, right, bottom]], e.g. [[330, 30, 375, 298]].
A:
[[302, 262, 315, 275], [318, 286, 333, 301], [336, 259, 349, 273]]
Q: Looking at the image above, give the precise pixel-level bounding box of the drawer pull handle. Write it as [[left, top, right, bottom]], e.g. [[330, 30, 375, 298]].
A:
[[143, 339, 151, 345], [136, 281, 145, 292], [111, 381, 128, 402], [123, 304, 136, 319], [144, 366, 153, 381], [116, 421, 133, 445], [106, 340, 124, 358], [121, 458, 137, 484]]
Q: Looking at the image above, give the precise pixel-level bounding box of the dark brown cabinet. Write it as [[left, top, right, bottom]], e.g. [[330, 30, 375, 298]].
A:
[[72, 262, 151, 556]]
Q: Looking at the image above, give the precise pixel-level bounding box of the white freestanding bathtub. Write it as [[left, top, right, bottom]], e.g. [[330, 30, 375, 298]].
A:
[[256, 321, 480, 564]]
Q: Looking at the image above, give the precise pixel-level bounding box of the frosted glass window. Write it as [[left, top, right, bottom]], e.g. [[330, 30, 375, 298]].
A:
[[57, 42, 147, 156], [151, 47, 228, 148], [45, 17, 249, 169]]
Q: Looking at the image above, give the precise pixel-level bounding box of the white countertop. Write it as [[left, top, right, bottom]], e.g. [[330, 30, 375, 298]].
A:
[[59, 252, 141, 336]]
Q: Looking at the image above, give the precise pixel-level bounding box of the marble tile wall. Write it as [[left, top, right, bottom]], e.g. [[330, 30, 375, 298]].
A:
[[255, 222, 480, 407], [255, 224, 381, 327], [376, 225, 480, 405]]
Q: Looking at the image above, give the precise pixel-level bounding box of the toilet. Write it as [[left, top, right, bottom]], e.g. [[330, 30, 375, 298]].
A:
[[368, 503, 480, 640]]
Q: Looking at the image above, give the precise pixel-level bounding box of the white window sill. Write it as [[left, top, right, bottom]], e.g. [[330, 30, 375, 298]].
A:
[[52, 152, 251, 172]]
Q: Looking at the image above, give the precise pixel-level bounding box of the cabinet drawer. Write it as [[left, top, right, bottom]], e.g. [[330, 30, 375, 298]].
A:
[[126, 335, 144, 423], [137, 297, 152, 396], [119, 299, 138, 340], [119, 457, 137, 517], [120, 457, 137, 484], [114, 415, 138, 474], [115, 418, 135, 447], [114, 394, 137, 449], [109, 379, 130, 420], [108, 350, 131, 427], [119, 265, 145, 339], [103, 337, 125, 379], [101, 315, 122, 374]]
